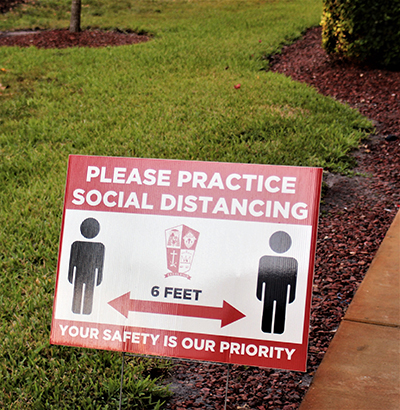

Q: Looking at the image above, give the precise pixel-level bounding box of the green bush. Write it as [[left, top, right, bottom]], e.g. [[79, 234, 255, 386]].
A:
[[321, 0, 400, 69]]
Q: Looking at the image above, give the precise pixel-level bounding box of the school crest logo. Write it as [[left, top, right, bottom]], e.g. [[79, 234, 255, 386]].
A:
[[165, 225, 200, 279]]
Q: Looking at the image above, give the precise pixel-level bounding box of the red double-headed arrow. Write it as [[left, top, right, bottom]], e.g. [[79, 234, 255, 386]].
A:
[[108, 292, 245, 328]]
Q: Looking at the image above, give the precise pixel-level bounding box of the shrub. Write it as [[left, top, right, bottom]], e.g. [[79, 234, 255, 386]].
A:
[[321, 0, 400, 69]]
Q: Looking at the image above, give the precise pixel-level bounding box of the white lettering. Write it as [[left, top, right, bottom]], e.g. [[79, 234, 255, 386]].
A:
[[231, 198, 247, 216], [69, 326, 79, 337], [275, 347, 285, 359], [292, 202, 308, 220], [230, 342, 241, 354], [265, 200, 272, 217], [167, 335, 177, 348], [182, 337, 193, 349], [273, 201, 290, 218], [111, 330, 122, 342], [126, 168, 142, 185], [143, 169, 156, 186], [118, 191, 124, 207], [220, 341, 230, 353], [113, 167, 126, 184], [192, 172, 207, 188], [282, 176, 296, 194], [103, 190, 117, 207], [90, 328, 99, 339], [72, 188, 85, 205], [246, 344, 258, 356], [59, 324, 69, 336], [177, 195, 183, 211], [150, 334, 160, 345], [226, 173, 241, 190], [217, 342, 291, 360], [198, 196, 213, 212], [205, 340, 216, 352], [142, 333, 150, 344], [177, 170, 192, 187], [285, 348, 296, 360], [157, 170, 171, 186], [123, 331, 131, 342], [212, 198, 229, 214], [123, 192, 140, 208], [103, 329, 111, 341], [257, 175, 264, 192], [265, 176, 280, 193], [86, 190, 102, 206], [183, 195, 197, 212], [160, 194, 176, 210], [249, 199, 264, 217], [242, 174, 257, 191], [100, 166, 112, 183], [207, 172, 224, 190], [86, 166, 100, 182], [141, 192, 154, 209], [80, 327, 89, 339]]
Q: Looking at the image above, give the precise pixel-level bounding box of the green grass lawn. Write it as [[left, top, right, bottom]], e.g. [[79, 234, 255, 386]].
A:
[[0, 0, 372, 408]]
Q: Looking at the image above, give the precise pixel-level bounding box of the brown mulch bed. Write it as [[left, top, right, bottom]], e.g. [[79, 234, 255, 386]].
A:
[[1, 19, 399, 409], [165, 28, 400, 410], [0, 0, 26, 14], [0, 28, 150, 48], [269, 27, 400, 137]]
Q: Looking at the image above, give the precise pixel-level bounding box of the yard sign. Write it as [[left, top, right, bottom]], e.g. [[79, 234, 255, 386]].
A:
[[51, 155, 322, 372]]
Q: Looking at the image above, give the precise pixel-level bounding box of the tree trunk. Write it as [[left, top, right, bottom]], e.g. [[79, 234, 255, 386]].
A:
[[69, 0, 82, 33]]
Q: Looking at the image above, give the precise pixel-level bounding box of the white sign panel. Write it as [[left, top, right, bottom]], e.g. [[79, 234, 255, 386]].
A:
[[51, 155, 322, 371]]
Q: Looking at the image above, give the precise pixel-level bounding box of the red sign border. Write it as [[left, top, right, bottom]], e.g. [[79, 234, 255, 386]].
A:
[[51, 155, 323, 372]]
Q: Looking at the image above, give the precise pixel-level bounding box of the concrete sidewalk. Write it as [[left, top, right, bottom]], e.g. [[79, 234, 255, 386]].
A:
[[300, 211, 400, 410]]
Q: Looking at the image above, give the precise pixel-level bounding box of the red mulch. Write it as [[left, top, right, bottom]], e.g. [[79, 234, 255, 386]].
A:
[[1, 21, 399, 409], [0, 28, 150, 48], [269, 27, 400, 137], [0, 0, 26, 14], [166, 28, 400, 410]]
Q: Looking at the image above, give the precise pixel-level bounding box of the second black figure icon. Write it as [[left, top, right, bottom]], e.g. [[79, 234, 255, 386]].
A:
[[257, 231, 298, 334]]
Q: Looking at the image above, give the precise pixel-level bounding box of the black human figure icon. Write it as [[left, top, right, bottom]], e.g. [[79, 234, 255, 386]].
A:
[[68, 218, 105, 315], [256, 231, 298, 334]]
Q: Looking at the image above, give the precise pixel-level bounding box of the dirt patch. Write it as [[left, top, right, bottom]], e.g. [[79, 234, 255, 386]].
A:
[[0, 0, 27, 14], [0, 28, 150, 48]]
